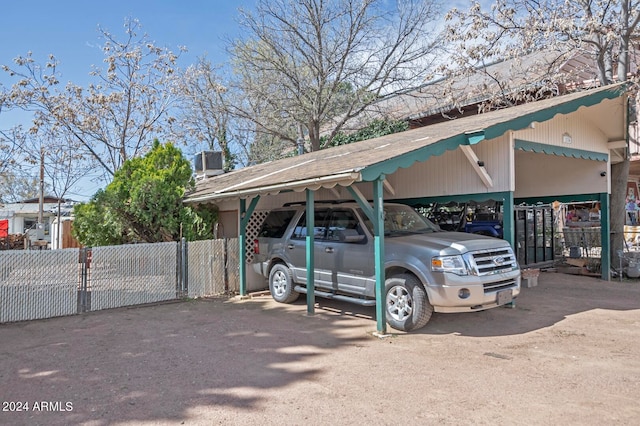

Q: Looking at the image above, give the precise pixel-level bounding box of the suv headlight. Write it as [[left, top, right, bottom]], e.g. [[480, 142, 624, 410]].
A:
[[431, 255, 469, 275]]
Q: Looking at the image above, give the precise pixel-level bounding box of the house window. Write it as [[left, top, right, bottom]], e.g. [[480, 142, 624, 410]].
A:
[[24, 218, 37, 233], [23, 218, 50, 236]]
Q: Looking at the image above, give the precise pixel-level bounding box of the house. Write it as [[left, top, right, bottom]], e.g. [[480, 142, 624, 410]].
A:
[[0, 196, 76, 248], [347, 48, 638, 242], [185, 83, 628, 293], [337, 50, 603, 131]]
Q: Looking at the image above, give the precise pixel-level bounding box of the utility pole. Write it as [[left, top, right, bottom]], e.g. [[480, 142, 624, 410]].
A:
[[297, 123, 305, 155], [36, 146, 45, 243], [38, 146, 44, 224]]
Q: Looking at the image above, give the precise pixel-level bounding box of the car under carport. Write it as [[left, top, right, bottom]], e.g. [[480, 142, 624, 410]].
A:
[[184, 83, 629, 334]]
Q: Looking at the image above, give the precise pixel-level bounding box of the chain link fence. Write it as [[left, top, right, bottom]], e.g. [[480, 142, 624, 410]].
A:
[[562, 227, 602, 258], [186, 238, 239, 298], [0, 249, 79, 322], [88, 242, 179, 311], [0, 238, 237, 323]]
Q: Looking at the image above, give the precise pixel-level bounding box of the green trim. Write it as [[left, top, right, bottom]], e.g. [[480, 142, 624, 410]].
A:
[[360, 134, 468, 181], [360, 86, 623, 183], [466, 130, 486, 145], [515, 139, 608, 161], [514, 193, 602, 205], [394, 191, 513, 207], [484, 86, 625, 140], [305, 190, 315, 314]]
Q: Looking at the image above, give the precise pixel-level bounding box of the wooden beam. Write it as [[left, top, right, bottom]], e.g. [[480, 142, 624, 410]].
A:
[[383, 179, 396, 196], [347, 185, 373, 219], [347, 184, 366, 202], [460, 145, 494, 188], [329, 187, 341, 198], [608, 140, 627, 150], [610, 149, 625, 163]]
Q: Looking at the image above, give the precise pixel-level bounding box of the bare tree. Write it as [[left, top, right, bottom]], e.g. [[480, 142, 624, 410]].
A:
[[0, 170, 41, 203], [173, 58, 240, 171], [0, 126, 24, 183], [0, 119, 37, 203], [40, 130, 95, 247], [445, 0, 640, 271], [1, 18, 184, 182], [229, 0, 445, 153], [1, 89, 22, 180], [444, 0, 639, 88]]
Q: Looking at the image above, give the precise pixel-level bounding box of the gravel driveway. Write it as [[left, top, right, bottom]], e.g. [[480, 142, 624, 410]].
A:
[[1, 271, 639, 425]]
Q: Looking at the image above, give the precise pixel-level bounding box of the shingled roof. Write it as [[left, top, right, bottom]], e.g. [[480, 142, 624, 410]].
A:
[[184, 83, 626, 204], [332, 49, 598, 132]]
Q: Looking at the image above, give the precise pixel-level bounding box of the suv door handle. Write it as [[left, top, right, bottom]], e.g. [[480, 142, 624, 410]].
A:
[[325, 247, 334, 253], [287, 244, 295, 250]]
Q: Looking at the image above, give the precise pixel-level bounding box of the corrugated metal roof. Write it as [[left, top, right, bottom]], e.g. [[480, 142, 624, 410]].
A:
[[184, 83, 626, 204]]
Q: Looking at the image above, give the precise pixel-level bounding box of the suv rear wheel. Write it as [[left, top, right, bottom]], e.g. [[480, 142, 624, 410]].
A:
[[269, 263, 299, 303], [385, 274, 433, 331]]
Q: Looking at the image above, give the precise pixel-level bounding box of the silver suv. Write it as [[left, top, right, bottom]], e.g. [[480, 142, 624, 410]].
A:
[[253, 202, 521, 332]]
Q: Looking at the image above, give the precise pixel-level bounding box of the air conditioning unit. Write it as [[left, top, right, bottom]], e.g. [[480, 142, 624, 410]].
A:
[[194, 151, 224, 179]]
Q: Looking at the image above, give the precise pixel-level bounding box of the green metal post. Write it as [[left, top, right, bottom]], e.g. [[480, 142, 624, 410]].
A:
[[502, 192, 515, 249], [306, 189, 315, 315], [239, 196, 260, 296], [239, 199, 247, 296], [373, 177, 386, 334]]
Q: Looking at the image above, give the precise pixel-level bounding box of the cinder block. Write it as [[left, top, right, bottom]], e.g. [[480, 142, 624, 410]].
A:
[[522, 276, 538, 288]]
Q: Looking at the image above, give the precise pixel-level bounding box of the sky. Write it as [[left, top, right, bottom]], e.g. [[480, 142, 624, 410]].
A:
[[0, 0, 478, 201], [0, 0, 256, 200], [0, 0, 255, 87]]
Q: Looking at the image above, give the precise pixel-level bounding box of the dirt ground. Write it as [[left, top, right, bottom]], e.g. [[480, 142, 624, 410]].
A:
[[0, 272, 639, 426]]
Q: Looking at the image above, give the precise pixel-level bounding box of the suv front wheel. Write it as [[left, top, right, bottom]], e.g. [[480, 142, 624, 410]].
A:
[[269, 263, 300, 303], [385, 274, 433, 332]]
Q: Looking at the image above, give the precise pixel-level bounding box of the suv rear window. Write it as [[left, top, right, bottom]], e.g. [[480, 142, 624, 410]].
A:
[[259, 210, 296, 238], [292, 209, 328, 239]]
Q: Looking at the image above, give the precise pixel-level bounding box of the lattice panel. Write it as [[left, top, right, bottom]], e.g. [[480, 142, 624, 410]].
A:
[[245, 210, 270, 264]]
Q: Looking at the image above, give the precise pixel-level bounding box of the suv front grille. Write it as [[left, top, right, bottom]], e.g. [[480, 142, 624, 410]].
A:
[[483, 278, 517, 293], [470, 247, 518, 276]]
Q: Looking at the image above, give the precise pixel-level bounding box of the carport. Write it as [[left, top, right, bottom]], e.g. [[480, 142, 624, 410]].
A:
[[184, 83, 628, 334]]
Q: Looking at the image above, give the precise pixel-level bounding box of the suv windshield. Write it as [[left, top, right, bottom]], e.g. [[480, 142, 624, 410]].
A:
[[359, 205, 440, 236]]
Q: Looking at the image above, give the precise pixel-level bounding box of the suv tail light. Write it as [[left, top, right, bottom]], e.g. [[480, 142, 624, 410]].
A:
[[253, 239, 260, 254]]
